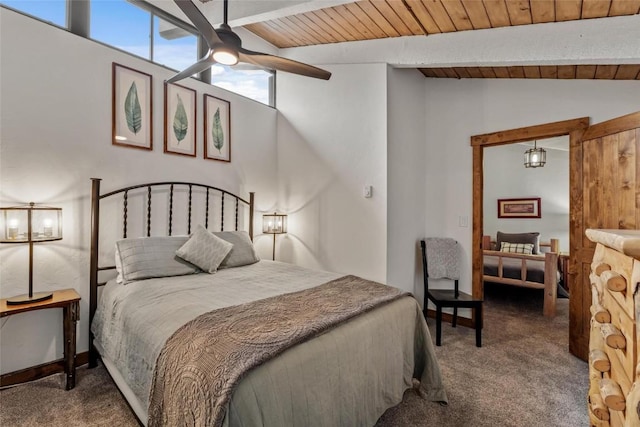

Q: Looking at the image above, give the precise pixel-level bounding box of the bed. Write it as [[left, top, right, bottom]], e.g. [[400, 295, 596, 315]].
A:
[[88, 179, 447, 426], [482, 232, 559, 317]]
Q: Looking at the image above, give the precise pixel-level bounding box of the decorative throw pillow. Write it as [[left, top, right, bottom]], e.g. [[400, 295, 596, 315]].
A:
[[496, 231, 540, 254], [116, 236, 200, 284], [213, 231, 260, 269], [176, 225, 233, 273], [500, 242, 534, 255]]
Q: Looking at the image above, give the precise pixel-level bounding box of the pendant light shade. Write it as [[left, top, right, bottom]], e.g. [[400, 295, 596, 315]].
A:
[[524, 141, 546, 168]]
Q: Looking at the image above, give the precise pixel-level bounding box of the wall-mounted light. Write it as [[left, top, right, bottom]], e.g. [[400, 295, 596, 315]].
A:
[[524, 140, 546, 168], [262, 212, 287, 261], [1, 203, 62, 305]]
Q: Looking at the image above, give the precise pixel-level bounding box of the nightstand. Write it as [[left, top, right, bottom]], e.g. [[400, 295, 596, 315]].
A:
[[0, 288, 80, 390]]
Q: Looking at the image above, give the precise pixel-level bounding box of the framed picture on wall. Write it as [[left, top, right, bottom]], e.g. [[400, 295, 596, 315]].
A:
[[203, 94, 231, 162], [164, 82, 197, 157], [112, 63, 153, 150], [497, 198, 541, 218]]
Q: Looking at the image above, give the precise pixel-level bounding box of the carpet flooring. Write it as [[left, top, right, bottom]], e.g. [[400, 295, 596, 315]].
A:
[[0, 284, 587, 426]]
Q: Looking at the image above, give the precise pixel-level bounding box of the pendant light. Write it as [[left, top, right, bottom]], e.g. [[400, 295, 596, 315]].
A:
[[524, 141, 546, 168]]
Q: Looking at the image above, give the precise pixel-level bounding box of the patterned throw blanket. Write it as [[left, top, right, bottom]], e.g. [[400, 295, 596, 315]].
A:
[[147, 275, 408, 427]]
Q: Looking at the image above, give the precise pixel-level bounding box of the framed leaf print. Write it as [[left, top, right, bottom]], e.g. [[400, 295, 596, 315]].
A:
[[204, 94, 231, 162], [112, 63, 152, 150], [164, 82, 196, 157]]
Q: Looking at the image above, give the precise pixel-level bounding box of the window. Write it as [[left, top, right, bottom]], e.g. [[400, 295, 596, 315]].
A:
[[91, 0, 151, 59], [153, 15, 198, 73], [211, 65, 274, 106], [4, 0, 274, 106], [1, 0, 66, 27]]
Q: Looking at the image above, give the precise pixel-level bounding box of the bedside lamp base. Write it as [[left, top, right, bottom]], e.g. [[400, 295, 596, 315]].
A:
[[6, 292, 53, 305]]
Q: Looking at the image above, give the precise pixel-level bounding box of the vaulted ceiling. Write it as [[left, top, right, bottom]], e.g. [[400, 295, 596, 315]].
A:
[[238, 0, 640, 80]]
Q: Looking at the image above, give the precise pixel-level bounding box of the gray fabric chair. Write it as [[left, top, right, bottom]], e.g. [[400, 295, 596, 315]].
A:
[[420, 238, 483, 347]]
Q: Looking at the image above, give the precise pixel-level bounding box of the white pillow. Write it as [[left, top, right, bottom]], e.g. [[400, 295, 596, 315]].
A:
[[500, 242, 534, 255], [176, 225, 233, 273], [115, 236, 199, 284], [213, 231, 260, 268]]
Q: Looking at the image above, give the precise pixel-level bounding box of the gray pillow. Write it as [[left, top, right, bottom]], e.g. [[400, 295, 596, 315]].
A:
[[212, 231, 260, 268], [176, 225, 233, 273], [115, 236, 199, 284], [496, 231, 540, 254]]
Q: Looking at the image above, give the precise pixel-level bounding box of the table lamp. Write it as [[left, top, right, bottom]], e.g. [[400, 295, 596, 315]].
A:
[[1, 203, 62, 305], [262, 212, 287, 261]]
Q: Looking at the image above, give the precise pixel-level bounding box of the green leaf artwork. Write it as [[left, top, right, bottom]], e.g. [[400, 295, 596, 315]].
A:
[[124, 81, 142, 134], [172, 94, 188, 143], [212, 107, 224, 153]]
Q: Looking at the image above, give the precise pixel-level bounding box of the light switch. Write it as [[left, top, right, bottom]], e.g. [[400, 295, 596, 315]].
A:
[[459, 216, 468, 227], [364, 185, 372, 198]]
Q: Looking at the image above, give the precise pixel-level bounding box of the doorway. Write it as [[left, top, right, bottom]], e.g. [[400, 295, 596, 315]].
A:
[[470, 117, 590, 351]]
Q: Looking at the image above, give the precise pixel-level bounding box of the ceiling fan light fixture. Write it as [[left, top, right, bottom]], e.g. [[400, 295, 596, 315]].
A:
[[212, 47, 238, 66], [524, 140, 546, 168]]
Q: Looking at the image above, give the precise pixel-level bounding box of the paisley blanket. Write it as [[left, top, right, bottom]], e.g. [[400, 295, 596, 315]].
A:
[[148, 275, 409, 427]]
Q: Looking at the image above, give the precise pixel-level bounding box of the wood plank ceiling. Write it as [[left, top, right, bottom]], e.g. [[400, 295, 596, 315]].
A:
[[242, 0, 640, 80]]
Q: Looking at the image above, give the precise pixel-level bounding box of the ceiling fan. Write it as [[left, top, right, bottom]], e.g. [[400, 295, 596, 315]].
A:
[[166, 0, 331, 83]]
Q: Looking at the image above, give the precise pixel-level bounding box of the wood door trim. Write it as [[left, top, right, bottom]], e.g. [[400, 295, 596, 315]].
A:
[[471, 117, 590, 147], [581, 111, 640, 140], [471, 117, 590, 329]]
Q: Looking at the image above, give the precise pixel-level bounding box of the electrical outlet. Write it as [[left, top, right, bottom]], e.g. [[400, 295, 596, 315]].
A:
[[363, 185, 372, 198]]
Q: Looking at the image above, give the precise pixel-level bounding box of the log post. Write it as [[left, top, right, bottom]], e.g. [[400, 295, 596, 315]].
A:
[[590, 285, 611, 323], [589, 380, 610, 421], [600, 323, 626, 349], [593, 262, 611, 276], [600, 270, 627, 293], [589, 349, 611, 373], [600, 323, 627, 349], [600, 378, 626, 411]]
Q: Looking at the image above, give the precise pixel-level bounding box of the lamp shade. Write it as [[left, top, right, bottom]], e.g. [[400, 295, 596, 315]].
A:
[[263, 213, 287, 234], [524, 141, 546, 168], [1, 203, 62, 243]]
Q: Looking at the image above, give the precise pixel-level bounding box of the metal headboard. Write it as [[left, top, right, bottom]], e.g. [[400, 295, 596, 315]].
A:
[[88, 178, 254, 367]]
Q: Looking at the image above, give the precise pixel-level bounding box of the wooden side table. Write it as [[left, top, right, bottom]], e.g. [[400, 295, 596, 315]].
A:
[[0, 288, 80, 390]]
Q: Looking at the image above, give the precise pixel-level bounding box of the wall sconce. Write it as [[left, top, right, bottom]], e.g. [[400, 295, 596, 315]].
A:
[[1, 203, 62, 305], [524, 140, 546, 168], [262, 212, 287, 261]]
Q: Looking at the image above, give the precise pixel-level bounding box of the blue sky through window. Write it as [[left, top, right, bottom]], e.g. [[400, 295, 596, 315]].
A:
[[2, 0, 272, 106], [2, 0, 66, 27]]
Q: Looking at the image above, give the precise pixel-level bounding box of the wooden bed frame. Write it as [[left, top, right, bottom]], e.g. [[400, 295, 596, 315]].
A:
[[482, 235, 559, 317], [88, 178, 254, 368]]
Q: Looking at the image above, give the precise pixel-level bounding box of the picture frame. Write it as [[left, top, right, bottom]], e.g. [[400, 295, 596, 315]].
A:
[[112, 63, 152, 150], [203, 94, 231, 162], [164, 82, 197, 157], [497, 198, 541, 218]]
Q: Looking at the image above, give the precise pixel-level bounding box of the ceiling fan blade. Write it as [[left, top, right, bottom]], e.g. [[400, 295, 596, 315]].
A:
[[166, 56, 215, 83], [239, 49, 331, 80], [174, 0, 221, 48]]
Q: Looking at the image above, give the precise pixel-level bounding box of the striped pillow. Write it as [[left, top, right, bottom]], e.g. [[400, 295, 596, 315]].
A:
[[500, 242, 534, 255]]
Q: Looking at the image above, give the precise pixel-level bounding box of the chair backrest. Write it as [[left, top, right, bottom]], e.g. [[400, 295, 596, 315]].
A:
[[420, 239, 460, 299]]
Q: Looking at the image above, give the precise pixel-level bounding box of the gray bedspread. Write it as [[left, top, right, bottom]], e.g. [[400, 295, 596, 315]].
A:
[[91, 260, 447, 426]]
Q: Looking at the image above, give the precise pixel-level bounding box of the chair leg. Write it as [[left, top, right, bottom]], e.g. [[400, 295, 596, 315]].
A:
[[436, 306, 442, 346], [475, 303, 482, 348], [452, 306, 458, 328]]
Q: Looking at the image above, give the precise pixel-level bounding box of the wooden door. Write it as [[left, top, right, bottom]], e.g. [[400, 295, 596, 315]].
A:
[[569, 111, 640, 361]]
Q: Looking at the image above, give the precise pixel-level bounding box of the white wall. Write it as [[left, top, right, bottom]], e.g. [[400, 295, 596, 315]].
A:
[[484, 141, 570, 252], [386, 67, 427, 296], [275, 63, 388, 283], [424, 78, 640, 297], [0, 9, 278, 374]]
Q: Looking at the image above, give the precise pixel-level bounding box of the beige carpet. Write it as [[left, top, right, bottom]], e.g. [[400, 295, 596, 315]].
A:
[[0, 284, 587, 426]]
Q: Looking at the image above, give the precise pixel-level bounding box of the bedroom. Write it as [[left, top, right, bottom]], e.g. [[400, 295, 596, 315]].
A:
[[1, 1, 639, 425]]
